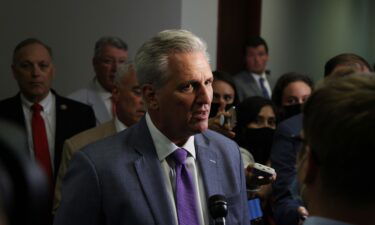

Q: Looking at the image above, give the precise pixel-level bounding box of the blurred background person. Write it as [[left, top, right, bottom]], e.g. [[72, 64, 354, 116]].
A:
[[0, 38, 96, 190], [234, 36, 276, 101], [271, 72, 314, 122], [68, 36, 128, 125], [298, 74, 375, 225], [234, 96, 278, 225], [208, 70, 239, 139], [53, 63, 145, 212], [234, 96, 277, 165], [271, 53, 372, 225]]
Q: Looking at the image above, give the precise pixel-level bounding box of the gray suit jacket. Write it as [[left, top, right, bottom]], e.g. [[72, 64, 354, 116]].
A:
[[68, 80, 111, 124], [54, 117, 249, 225], [234, 70, 275, 102]]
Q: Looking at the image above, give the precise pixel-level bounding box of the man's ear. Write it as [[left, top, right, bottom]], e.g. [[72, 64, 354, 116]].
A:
[[142, 84, 158, 110]]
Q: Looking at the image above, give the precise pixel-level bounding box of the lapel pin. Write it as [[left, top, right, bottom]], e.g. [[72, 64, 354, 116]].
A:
[[209, 159, 216, 164], [60, 104, 68, 110]]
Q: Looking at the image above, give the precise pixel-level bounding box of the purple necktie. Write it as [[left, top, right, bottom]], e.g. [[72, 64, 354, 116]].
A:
[[171, 148, 200, 225]]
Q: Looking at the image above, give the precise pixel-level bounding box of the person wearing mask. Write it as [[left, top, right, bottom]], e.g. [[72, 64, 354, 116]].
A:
[[69, 36, 128, 124], [54, 29, 249, 225], [272, 72, 313, 122], [53, 63, 145, 212], [271, 53, 372, 225], [234, 36, 275, 102]]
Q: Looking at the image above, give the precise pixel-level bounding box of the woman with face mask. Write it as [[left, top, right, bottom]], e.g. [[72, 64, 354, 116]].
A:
[[234, 96, 277, 165], [272, 72, 314, 122]]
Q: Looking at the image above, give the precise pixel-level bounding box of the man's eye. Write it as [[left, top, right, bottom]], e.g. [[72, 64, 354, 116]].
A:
[[18, 62, 32, 69], [180, 83, 193, 92]]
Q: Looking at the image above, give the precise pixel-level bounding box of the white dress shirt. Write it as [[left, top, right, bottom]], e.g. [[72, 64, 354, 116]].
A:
[[251, 72, 272, 97], [145, 113, 208, 225], [93, 78, 114, 119], [21, 91, 56, 172], [114, 116, 127, 132]]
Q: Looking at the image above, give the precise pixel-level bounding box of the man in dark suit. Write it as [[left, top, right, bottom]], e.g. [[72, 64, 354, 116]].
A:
[[0, 38, 96, 186], [54, 29, 249, 225], [234, 36, 275, 102]]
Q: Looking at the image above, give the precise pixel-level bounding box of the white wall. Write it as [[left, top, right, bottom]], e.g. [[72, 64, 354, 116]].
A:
[[261, 0, 373, 82], [181, 0, 218, 69], [0, 0, 218, 99]]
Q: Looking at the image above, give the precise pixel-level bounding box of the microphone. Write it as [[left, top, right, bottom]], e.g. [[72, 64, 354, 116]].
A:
[[208, 194, 228, 225]]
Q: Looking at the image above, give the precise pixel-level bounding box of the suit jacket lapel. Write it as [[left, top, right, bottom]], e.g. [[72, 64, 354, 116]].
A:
[[247, 73, 263, 96], [195, 133, 221, 197], [132, 118, 176, 225]]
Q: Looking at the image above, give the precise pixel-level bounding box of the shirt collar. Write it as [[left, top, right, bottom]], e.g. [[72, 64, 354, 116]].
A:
[[93, 77, 112, 99], [251, 71, 267, 82], [21, 91, 54, 114], [145, 113, 195, 162], [114, 116, 127, 132]]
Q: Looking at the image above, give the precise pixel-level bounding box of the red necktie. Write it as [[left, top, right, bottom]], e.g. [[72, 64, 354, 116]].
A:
[[31, 103, 53, 184]]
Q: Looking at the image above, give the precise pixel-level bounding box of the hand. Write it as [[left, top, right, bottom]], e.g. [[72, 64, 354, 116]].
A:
[[208, 112, 236, 138], [297, 206, 309, 225]]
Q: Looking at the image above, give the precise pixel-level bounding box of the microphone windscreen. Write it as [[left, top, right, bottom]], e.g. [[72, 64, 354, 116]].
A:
[[208, 194, 228, 219]]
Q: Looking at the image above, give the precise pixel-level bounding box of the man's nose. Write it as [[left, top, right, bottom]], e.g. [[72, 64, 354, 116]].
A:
[[197, 85, 212, 105]]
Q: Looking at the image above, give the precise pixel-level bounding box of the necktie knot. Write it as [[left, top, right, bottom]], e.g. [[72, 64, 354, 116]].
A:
[[172, 148, 187, 165], [31, 103, 43, 113]]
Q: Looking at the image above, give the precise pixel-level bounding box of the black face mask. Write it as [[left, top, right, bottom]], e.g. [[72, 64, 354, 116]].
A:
[[238, 127, 275, 164], [281, 104, 302, 121], [209, 102, 234, 118]]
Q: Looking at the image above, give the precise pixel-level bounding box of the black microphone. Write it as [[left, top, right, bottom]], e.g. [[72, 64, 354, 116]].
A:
[[209, 194, 228, 225]]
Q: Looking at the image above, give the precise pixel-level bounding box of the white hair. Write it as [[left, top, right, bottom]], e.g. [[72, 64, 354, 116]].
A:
[[134, 29, 210, 88]]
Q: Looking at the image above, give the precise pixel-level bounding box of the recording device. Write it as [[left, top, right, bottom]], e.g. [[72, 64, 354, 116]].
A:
[[208, 194, 228, 225], [250, 163, 275, 179], [219, 106, 237, 129]]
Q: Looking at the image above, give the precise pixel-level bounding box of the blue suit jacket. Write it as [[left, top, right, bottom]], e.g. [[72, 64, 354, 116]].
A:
[[54, 117, 249, 225], [270, 113, 304, 225]]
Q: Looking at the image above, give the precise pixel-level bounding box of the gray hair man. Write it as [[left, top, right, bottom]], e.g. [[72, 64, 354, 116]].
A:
[[69, 36, 128, 124], [54, 30, 249, 225]]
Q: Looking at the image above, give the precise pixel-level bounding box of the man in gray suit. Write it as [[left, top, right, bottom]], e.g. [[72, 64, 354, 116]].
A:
[[54, 29, 249, 225], [69, 36, 128, 124], [234, 36, 275, 102], [298, 74, 375, 225], [53, 63, 145, 213]]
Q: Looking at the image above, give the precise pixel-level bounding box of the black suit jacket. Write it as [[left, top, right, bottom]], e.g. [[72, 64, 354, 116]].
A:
[[0, 91, 96, 182]]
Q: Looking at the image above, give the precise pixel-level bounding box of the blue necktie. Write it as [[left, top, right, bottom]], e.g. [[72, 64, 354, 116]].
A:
[[171, 148, 200, 225], [259, 78, 270, 99]]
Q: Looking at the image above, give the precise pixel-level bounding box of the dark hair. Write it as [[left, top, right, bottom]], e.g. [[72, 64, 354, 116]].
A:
[[272, 72, 314, 109], [12, 38, 52, 64], [212, 70, 239, 106], [303, 74, 375, 206], [324, 53, 372, 77], [245, 36, 268, 54], [235, 96, 277, 130]]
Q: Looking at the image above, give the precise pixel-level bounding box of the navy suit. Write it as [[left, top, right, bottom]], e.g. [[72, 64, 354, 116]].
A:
[[270, 113, 304, 225], [0, 91, 96, 181], [54, 117, 249, 225]]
